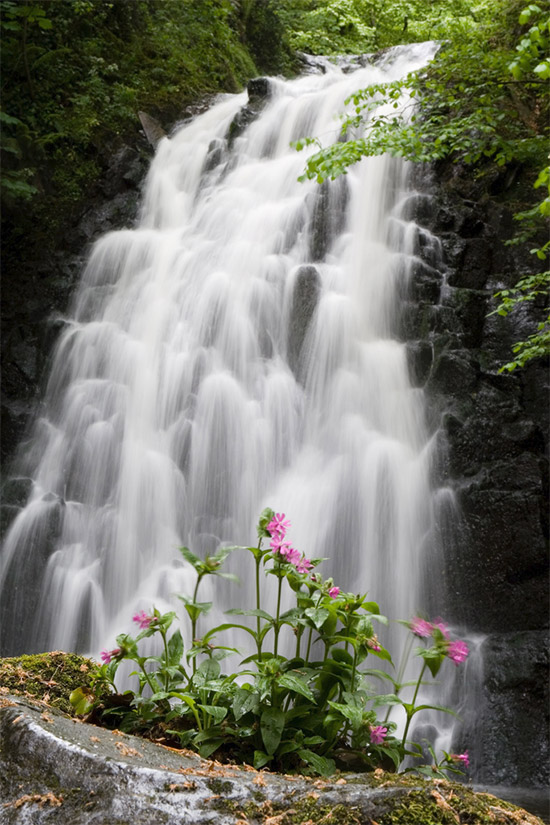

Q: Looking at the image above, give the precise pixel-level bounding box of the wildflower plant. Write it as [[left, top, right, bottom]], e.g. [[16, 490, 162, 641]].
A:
[[71, 509, 470, 778]]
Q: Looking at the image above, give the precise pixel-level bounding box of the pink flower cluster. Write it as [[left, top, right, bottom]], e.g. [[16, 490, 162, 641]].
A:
[[267, 513, 313, 575], [409, 616, 469, 665]]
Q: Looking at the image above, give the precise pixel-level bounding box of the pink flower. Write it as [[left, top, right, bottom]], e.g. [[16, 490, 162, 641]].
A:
[[269, 535, 289, 553], [132, 610, 153, 629], [267, 513, 291, 539], [296, 556, 313, 574], [328, 586, 340, 598], [410, 617, 433, 638], [433, 621, 450, 639], [370, 725, 387, 745], [100, 647, 121, 664], [284, 547, 301, 566], [447, 640, 469, 665], [450, 751, 469, 768], [367, 637, 382, 651]]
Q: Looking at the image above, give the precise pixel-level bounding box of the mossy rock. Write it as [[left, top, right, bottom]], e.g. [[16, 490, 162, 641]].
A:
[[0, 651, 97, 715]]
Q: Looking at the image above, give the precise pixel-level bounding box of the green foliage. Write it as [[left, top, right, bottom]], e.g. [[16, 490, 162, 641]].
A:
[[71, 510, 469, 778], [297, 1, 548, 181], [277, 0, 502, 56], [0, 0, 257, 242]]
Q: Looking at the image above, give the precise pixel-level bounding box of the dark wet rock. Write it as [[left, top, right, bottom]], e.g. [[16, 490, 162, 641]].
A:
[[406, 340, 434, 386], [307, 177, 349, 261], [202, 137, 227, 175], [0, 696, 544, 825], [474, 631, 550, 788], [288, 265, 321, 377], [226, 77, 273, 146], [138, 111, 167, 148]]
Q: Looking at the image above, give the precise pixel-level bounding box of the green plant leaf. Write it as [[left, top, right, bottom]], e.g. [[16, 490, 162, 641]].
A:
[[204, 622, 258, 642], [198, 704, 228, 723], [226, 607, 274, 621], [261, 707, 285, 754], [327, 701, 363, 729], [232, 687, 260, 720], [331, 648, 354, 665], [198, 739, 223, 759], [193, 658, 221, 686], [166, 629, 184, 666], [257, 507, 275, 538], [178, 546, 203, 571], [278, 673, 315, 701], [253, 749, 273, 768], [298, 749, 336, 777], [304, 607, 330, 630], [69, 687, 96, 715]]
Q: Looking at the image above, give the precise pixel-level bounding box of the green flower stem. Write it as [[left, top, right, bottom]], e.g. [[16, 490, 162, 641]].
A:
[[350, 647, 358, 691], [305, 626, 313, 664], [273, 558, 283, 658], [138, 661, 157, 696], [401, 660, 428, 749], [255, 540, 263, 661], [191, 573, 204, 675], [160, 629, 169, 691], [295, 625, 304, 659], [384, 632, 415, 723]]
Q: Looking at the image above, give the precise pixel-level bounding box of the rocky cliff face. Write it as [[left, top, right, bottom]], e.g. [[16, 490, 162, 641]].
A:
[[403, 162, 549, 788], [0, 139, 151, 476]]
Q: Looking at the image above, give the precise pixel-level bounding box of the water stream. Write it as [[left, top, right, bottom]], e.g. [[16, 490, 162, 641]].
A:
[[1, 43, 448, 685]]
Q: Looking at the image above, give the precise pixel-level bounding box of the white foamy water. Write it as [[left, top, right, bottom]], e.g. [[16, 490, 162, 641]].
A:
[[1, 43, 447, 669]]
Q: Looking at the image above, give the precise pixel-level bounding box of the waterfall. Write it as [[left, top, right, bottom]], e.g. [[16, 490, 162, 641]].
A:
[[0, 43, 446, 681]]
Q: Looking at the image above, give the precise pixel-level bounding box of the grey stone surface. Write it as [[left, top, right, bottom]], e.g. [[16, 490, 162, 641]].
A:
[[1, 696, 545, 825], [0, 697, 408, 825]]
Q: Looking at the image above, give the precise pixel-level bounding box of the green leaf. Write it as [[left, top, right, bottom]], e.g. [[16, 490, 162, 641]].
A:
[[298, 749, 336, 777], [198, 704, 228, 723], [199, 739, 223, 759], [166, 630, 184, 666], [193, 658, 221, 686], [257, 508, 275, 538], [179, 597, 213, 621], [69, 687, 96, 715], [226, 608, 274, 621], [204, 622, 258, 643], [327, 701, 363, 729], [278, 673, 315, 701], [232, 688, 260, 720], [253, 749, 273, 768], [260, 707, 285, 754], [330, 648, 354, 666], [304, 607, 330, 630], [178, 546, 203, 572]]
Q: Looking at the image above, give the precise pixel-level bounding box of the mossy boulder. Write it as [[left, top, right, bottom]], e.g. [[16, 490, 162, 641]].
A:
[[0, 651, 97, 715]]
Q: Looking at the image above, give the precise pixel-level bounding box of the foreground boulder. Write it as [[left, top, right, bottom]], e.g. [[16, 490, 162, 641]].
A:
[[0, 693, 544, 825]]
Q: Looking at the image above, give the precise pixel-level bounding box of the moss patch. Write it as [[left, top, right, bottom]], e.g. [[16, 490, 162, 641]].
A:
[[0, 651, 97, 715], [376, 781, 544, 825]]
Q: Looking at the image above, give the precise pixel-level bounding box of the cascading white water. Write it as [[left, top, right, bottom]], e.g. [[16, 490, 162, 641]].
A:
[[0, 43, 446, 676]]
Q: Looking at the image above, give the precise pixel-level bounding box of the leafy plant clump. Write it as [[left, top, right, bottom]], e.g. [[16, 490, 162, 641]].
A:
[[71, 509, 470, 778]]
